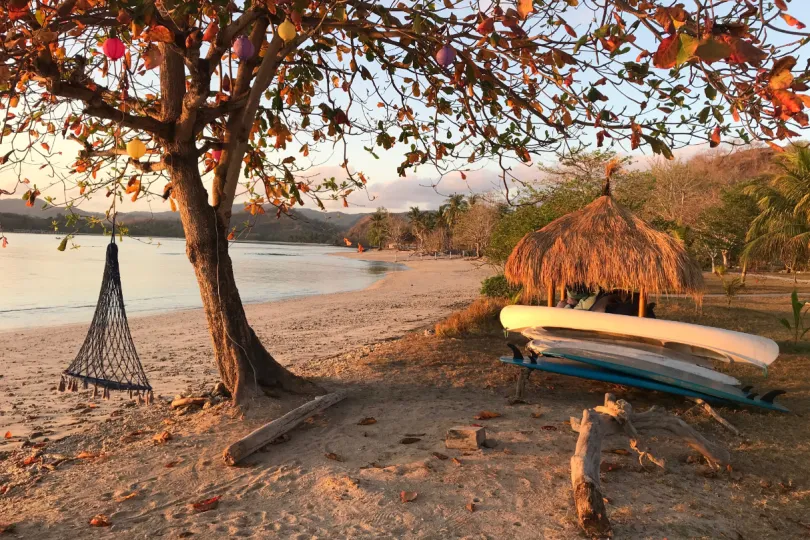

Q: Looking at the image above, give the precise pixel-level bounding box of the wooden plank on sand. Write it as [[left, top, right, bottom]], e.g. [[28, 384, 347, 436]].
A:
[[222, 392, 346, 466]]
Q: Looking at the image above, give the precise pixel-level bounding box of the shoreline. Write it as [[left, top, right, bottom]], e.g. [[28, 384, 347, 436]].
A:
[[0, 251, 492, 446]]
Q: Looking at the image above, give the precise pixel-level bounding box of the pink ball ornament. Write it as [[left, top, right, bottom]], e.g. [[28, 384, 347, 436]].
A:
[[436, 44, 456, 68], [102, 37, 126, 61], [233, 35, 255, 61], [211, 149, 222, 162]]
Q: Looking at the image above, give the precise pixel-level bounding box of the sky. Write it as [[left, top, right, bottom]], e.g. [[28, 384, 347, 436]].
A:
[[1, 2, 809, 216]]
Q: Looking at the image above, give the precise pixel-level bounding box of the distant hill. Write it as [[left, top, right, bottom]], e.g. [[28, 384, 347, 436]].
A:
[[0, 199, 365, 244]]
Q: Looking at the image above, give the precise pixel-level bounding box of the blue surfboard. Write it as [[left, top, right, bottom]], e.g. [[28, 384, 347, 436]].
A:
[[500, 354, 788, 413]]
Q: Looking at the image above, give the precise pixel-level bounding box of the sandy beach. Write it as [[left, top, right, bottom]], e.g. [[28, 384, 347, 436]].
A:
[[2, 255, 810, 539], [0, 251, 491, 446]]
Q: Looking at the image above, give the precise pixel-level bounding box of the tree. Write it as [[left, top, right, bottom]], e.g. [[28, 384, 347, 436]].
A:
[[439, 194, 469, 229], [744, 146, 810, 277], [1, 0, 808, 405], [387, 215, 409, 250], [694, 186, 760, 271], [453, 202, 499, 258], [367, 207, 389, 249]]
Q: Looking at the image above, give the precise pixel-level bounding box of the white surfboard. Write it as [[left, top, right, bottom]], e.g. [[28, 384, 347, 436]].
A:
[[524, 328, 740, 386], [500, 305, 779, 370]]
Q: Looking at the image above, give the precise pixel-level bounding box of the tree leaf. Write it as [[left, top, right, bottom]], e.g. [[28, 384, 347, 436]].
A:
[[474, 410, 502, 420], [710, 125, 721, 148], [191, 496, 220, 513], [676, 34, 698, 66], [653, 34, 680, 69], [89, 515, 111, 527], [695, 38, 732, 64], [517, 0, 533, 20], [143, 26, 174, 43], [400, 491, 418, 502], [782, 14, 806, 30]]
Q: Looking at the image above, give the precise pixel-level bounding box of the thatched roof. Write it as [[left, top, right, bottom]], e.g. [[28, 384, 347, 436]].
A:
[[504, 195, 704, 300]]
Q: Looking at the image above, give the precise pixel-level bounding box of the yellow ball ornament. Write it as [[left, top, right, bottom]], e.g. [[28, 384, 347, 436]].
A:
[[278, 18, 297, 42], [126, 139, 147, 160]]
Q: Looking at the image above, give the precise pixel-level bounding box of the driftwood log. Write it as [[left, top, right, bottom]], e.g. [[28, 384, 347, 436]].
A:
[[569, 394, 730, 537], [170, 397, 208, 409], [223, 391, 346, 466]]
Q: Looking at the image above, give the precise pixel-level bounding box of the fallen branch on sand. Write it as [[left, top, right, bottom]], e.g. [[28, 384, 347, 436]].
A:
[[222, 392, 346, 466], [170, 397, 208, 410], [569, 393, 729, 538]]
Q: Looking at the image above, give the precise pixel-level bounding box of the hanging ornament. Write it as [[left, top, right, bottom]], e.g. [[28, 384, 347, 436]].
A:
[[278, 18, 297, 42], [103, 37, 126, 61], [211, 149, 222, 162], [436, 44, 456, 68], [233, 35, 254, 61], [126, 139, 147, 161]]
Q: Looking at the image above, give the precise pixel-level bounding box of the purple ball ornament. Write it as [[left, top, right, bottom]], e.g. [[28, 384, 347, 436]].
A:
[[233, 35, 255, 61], [436, 44, 456, 68]]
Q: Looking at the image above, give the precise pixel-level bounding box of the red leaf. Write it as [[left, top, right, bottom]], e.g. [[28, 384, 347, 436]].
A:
[[474, 411, 502, 420], [202, 20, 219, 42], [653, 34, 680, 69], [400, 491, 418, 503], [191, 496, 220, 513], [775, 0, 787, 10], [1, 237, 7, 249], [3, 431, 11, 439]]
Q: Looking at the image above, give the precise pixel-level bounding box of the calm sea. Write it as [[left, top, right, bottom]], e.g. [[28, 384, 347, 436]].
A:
[[0, 233, 404, 331]]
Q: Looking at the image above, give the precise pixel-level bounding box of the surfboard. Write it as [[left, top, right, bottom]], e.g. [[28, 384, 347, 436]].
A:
[[500, 305, 779, 370], [525, 330, 740, 386], [499, 353, 788, 412]]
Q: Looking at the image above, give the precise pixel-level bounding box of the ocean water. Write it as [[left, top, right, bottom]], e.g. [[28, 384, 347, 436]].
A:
[[0, 233, 404, 331]]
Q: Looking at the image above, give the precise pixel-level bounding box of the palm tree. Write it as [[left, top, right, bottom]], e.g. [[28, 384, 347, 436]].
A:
[[440, 194, 469, 228], [743, 146, 810, 279], [368, 208, 390, 250]]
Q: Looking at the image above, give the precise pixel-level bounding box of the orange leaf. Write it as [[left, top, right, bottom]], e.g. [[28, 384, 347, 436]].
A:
[[709, 125, 721, 148], [343, 237, 352, 246], [357, 417, 377, 425], [191, 496, 220, 513], [782, 14, 806, 30], [400, 491, 418, 503], [357, 243, 365, 253], [3, 432, 11, 439], [475, 410, 502, 420], [227, 231, 236, 241], [773, 90, 804, 114], [153, 431, 171, 444], [143, 25, 174, 43], [517, 0, 533, 20], [89, 514, 110, 527], [775, 0, 787, 10]]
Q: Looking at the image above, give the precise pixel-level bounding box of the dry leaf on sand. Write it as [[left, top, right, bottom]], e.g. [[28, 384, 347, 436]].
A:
[[153, 431, 171, 444], [115, 492, 138, 502], [474, 411, 501, 420], [76, 451, 99, 459], [191, 496, 220, 513], [399, 437, 421, 444], [89, 514, 110, 527], [357, 417, 377, 425], [400, 491, 418, 503], [431, 452, 448, 460], [325, 452, 343, 462], [466, 502, 476, 512], [3, 432, 11, 439]]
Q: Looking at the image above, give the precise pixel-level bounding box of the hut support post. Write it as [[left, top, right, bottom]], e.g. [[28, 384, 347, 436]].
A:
[[546, 281, 555, 308], [638, 290, 647, 318]]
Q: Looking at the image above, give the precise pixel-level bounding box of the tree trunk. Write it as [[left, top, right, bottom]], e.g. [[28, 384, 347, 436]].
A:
[[721, 249, 729, 267], [165, 146, 320, 405], [710, 254, 716, 274], [740, 260, 747, 284]]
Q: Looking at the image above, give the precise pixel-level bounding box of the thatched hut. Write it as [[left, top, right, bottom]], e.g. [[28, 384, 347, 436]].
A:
[[504, 194, 704, 316]]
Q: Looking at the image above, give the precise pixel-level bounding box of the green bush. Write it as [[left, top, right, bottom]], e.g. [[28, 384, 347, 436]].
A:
[[480, 274, 521, 298]]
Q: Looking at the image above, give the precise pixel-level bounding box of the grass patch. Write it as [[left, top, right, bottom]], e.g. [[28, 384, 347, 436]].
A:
[[434, 296, 508, 337]]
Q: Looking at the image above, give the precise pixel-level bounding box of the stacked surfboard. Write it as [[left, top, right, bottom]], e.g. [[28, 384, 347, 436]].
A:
[[499, 306, 788, 412]]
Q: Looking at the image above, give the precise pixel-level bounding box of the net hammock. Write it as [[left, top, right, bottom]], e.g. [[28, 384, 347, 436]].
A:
[[60, 224, 152, 402]]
